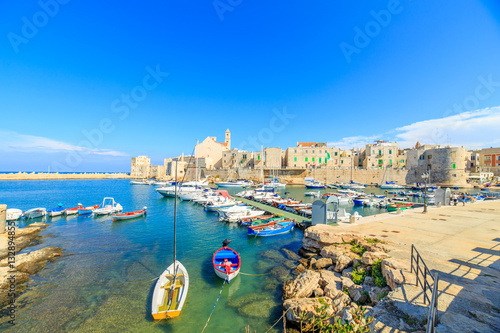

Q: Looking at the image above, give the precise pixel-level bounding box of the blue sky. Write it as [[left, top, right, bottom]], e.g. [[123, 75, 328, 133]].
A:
[[1, 0, 500, 171]]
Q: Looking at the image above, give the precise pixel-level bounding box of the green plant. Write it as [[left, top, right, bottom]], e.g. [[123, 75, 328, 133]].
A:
[[351, 268, 367, 285], [377, 292, 388, 301], [299, 305, 374, 332], [365, 238, 384, 244], [350, 243, 367, 256], [371, 259, 387, 288]]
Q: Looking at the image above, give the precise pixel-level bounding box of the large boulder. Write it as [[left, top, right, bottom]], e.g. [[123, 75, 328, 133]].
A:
[[348, 284, 368, 304], [334, 255, 353, 273], [381, 258, 411, 290], [281, 248, 301, 261], [304, 226, 361, 252], [313, 257, 333, 270], [360, 251, 389, 266], [283, 297, 335, 324], [341, 276, 354, 291], [283, 270, 321, 299], [319, 270, 342, 290]]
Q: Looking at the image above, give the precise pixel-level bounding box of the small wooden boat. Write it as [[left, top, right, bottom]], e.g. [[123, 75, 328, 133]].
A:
[[239, 214, 273, 226], [93, 197, 123, 215], [249, 217, 289, 228], [78, 205, 100, 215], [248, 220, 295, 237], [212, 239, 240, 283], [112, 207, 146, 221], [151, 260, 189, 319], [6, 209, 23, 221], [23, 208, 46, 219], [65, 205, 82, 215], [47, 204, 65, 217], [387, 203, 414, 212]]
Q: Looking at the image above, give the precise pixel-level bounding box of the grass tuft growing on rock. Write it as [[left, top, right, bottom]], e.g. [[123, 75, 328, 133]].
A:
[[371, 259, 387, 288]]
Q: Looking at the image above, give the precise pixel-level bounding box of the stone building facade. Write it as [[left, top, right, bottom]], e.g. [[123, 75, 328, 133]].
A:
[[284, 142, 343, 168], [194, 129, 231, 169], [131, 156, 150, 179], [362, 141, 400, 169], [405, 146, 468, 186], [478, 147, 500, 175]]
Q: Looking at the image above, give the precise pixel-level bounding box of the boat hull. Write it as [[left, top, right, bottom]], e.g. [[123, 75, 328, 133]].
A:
[[112, 209, 146, 221], [213, 247, 241, 283], [248, 221, 295, 237], [152, 261, 189, 320], [6, 209, 23, 221]]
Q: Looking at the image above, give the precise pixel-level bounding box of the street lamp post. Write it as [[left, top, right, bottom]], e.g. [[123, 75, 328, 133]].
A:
[[422, 172, 429, 213]]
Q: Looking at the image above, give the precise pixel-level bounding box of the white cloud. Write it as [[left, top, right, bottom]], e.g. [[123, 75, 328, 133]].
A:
[[0, 130, 128, 157], [328, 106, 500, 150], [328, 135, 381, 150], [394, 106, 500, 149]]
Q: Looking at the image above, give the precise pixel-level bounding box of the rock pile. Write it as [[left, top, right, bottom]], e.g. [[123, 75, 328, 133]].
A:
[[283, 225, 413, 330]]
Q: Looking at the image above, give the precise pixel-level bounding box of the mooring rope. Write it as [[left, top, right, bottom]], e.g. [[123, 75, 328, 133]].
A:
[[265, 308, 291, 333], [239, 272, 270, 276], [201, 279, 226, 333]]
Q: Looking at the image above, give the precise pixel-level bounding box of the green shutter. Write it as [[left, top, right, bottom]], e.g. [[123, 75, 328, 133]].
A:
[[294, 157, 297, 162], [257, 155, 260, 160], [452, 164, 456, 169], [305, 157, 308, 162], [319, 157, 322, 163], [312, 157, 315, 162]]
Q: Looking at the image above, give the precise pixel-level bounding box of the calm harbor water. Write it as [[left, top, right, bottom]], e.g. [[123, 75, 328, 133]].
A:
[[0, 180, 425, 332]]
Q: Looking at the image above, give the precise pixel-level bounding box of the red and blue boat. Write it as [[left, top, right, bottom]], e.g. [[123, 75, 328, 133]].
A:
[[248, 219, 295, 237], [78, 204, 100, 215], [213, 239, 240, 283], [112, 207, 147, 222]]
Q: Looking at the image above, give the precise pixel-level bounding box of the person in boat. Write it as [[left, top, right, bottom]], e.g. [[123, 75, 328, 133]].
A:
[[223, 258, 232, 273]]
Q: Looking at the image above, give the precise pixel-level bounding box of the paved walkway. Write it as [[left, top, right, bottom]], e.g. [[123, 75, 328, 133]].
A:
[[338, 200, 500, 332]]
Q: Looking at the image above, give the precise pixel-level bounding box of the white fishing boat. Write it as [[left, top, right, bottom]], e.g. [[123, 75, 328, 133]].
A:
[[205, 200, 242, 212], [93, 197, 123, 215], [152, 160, 189, 320], [156, 179, 209, 198], [23, 208, 46, 219], [6, 209, 23, 221], [218, 205, 265, 223], [215, 181, 247, 188], [304, 191, 322, 198]]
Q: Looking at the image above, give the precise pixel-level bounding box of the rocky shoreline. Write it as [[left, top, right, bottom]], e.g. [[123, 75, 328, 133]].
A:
[[282, 225, 424, 332], [0, 223, 63, 309]]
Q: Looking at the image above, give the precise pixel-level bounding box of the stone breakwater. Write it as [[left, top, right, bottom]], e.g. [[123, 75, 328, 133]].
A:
[[0, 172, 130, 181], [0, 223, 63, 308], [283, 225, 422, 332]]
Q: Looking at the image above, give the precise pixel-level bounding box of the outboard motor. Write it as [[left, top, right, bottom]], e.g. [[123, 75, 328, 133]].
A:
[[222, 239, 231, 248]]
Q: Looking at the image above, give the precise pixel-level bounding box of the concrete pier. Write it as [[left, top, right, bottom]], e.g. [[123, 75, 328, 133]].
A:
[[237, 198, 312, 223], [0, 205, 5, 234]]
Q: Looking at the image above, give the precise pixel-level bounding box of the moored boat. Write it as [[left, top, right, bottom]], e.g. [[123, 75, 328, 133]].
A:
[[212, 239, 241, 283], [78, 204, 100, 215], [151, 260, 189, 319], [93, 197, 123, 215], [6, 209, 23, 221], [112, 207, 147, 221], [248, 219, 295, 236], [47, 204, 66, 217], [65, 204, 82, 215], [387, 203, 414, 212], [23, 208, 46, 219]]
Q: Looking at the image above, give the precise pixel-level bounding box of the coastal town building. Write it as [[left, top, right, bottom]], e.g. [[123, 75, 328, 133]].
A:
[[195, 129, 231, 169], [150, 165, 166, 180], [131, 156, 150, 179], [478, 147, 500, 175], [362, 141, 399, 169], [406, 145, 468, 186], [284, 142, 343, 168]]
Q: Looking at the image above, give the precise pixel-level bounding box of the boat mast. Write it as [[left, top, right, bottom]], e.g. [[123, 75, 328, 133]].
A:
[[174, 160, 178, 270], [195, 140, 199, 183]]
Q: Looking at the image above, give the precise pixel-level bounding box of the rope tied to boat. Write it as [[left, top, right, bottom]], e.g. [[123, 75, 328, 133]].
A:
[[201, 279, 226, 333]]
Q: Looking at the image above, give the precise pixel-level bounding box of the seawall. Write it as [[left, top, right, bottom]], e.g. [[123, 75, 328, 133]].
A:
[[0, 172, 130, 181]]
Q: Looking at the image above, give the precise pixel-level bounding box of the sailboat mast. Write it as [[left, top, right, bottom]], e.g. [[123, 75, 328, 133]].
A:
[[173, 160, 178, 268], [195, 140, 199, 182]]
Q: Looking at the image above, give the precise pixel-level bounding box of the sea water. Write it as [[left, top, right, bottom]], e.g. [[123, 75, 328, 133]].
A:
[[0, 180, 423, 332]]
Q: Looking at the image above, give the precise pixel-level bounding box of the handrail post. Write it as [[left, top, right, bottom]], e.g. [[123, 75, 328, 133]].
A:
[[411, 245, 414, 273], [423, 269, 427, 304], [416, 254, 420, 286]]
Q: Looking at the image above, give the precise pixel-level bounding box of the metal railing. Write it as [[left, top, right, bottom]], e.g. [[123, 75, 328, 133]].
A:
[[410, 244, 434, 304], [410, 245, 439, 332], [426, 272, 439, 333]]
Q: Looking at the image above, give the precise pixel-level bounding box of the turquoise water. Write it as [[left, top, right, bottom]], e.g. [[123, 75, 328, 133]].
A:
[[0, 180, 302, 332], [0, 180, 437, 332]]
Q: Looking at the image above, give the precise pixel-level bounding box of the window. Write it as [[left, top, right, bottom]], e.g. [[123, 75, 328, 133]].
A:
[[305, 150, 308, 153], [294, 150, 297, 153], [341, 160, 343, 164], [305, 157, 308, 162], [452, 163, 456, 169], [389, 150, 392, 154], [335, 152, 338, 156], [428, 155, 432, 159], [319, 150, 322, 153], [294, 157, 297, 162], [359, 159, 362, 163], [485, 156, 491, 161], [257, 155, 260, 160], [379, 150, 382, 156], [389, 159, 392, 165], [243, 154, 247, 159], [319, 157, 322, 163], [312, 157, 315, 162], [452, 153, 456, 158], [401, 159, 404, 163], [471, 163, 474, 167], [471, 155, 476, 160]]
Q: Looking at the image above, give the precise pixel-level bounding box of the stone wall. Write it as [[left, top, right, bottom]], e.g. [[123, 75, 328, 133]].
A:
[[199, 168, 407, 185]]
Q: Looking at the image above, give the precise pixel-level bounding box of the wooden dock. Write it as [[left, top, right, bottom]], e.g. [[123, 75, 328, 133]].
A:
[[237, 197, 312, 223]]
